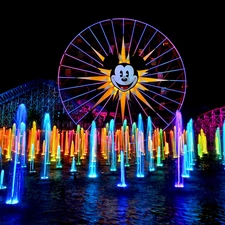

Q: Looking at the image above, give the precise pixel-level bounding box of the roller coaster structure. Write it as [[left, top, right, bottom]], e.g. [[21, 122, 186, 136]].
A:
[[194, 106, 225, 150], [0, 79, 73, 130], [1, 79, 224, 150]]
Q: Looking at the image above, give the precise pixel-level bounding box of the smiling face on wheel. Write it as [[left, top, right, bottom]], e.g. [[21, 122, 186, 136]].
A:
[[111, 63, 138, 92]]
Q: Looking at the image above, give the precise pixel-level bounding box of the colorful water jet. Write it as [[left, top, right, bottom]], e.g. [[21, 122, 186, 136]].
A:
[[186, 118, 196, 170], [136, 114, 145, 178], [40, 113, 51, 180], [6, 103, 27, 204], [0, 169, 6, 190], [1, 100, 224, 200], [123, 119, 130, 167], [0, 147, 6, 189], [109, 119, 117, 172], [223, 121, 225, 167], [146, 116, 155, 172], [56, 145, 63, 169], [29, 144, 36, 173], [174, 110, 184, 188], [70, 156, 77, 173], [215, 127, 222, 159], [117, 150, 127, 187], [88, 120, 97, 178]]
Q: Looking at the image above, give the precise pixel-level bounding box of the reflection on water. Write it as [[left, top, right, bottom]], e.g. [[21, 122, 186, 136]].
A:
[[0, 157, 225, 225]]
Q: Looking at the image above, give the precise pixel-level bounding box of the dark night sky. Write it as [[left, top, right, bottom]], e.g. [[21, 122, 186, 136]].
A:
[[2, 2, 224, 120]]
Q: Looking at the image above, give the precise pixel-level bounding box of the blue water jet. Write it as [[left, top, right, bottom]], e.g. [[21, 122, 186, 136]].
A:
[[117, 150, 127, 187], [88, 120, 97, 178], [109, 119, 117, 172], [136, 114, 145, 178], [146, 116, 155, 172], [70, 156, 77, 173], [40, 113, 51, 180], [6, 103, 27, 204], [0, 147, 6, 189]]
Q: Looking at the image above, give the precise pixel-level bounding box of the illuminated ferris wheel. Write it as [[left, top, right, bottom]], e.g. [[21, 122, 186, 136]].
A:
[[57, 18, 187, 130]]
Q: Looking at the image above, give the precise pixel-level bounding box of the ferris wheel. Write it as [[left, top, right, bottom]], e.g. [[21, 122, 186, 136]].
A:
[[57, 18, 187, 131]]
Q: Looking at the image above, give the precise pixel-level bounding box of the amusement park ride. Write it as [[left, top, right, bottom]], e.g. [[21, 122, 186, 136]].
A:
[[57, 18, 187, 131], [0, 18, 225, 206], [0, 18, 224, 147]]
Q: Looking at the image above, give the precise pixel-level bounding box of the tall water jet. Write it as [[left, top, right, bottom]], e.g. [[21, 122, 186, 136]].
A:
[[215, 127, 222, 160], [50, 125, 58, 162], [75, 125, 82, 165], [40, 113, 51, 180], [159, 128, 165, 161], [6, 103, 27, 204], [136, 114, 145, 178], [109, 119, 117, 172], [20, 126, 27, 168], [155, 128, 163, 167], [0, 169, 6, 190], [56, 145, 63, 169], [182, 144, 190, 178], [174, 110, 184, 188], [197, 128, 208, 158], [0, 147, 6, 189], [106, 124, 111, 165], [186, 118, 195, 170], [70, 156, 77, 173], [122, 119, 130, 167], [29, 143, 36, 173], [146, 116, 155, 172], [117, 150, 127, 187], [88, 120, 97, 178], [223, 121, 225, 167]]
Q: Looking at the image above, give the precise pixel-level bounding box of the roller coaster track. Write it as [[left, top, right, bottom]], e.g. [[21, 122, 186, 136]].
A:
[[194, 106, 225, 150], [0, 79, 74, 129]]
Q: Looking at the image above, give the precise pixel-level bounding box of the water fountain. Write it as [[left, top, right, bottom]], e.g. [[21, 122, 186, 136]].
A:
[[0, 169, 6, 190], [186, 118, 195, 170], [174, 110, 184, 188], [88, 120, 97, 178], [56, 145, 63, 169], [215, 127, 222, 159], [6, 103, 27, 204], [0, 147, 6, 190], [109, 119, 117, 172], [223, 121, 225, 167], [75, 125, 82, 165], [29, 143, 36, 173], [70, 156, 77, 173], [136, 114, 145, 178], [1, 101, 224, 209], [123, 119, 130, 167], [146, 116, 155, 172], [117, 150, 127, 187], [40, 112, 51, 180]]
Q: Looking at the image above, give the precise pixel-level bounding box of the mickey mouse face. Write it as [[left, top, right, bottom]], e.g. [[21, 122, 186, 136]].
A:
[[111, 64, 138, 92]]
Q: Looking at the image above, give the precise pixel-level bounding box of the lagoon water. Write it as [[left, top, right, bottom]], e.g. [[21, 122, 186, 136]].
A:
[[0, 156, 225, 225]]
